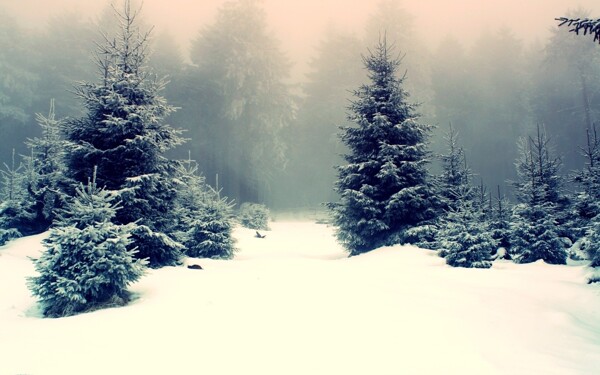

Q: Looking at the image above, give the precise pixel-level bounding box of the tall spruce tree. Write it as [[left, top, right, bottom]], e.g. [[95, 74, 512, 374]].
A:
[[63, 1, 185, 267], [510, 125, 566, 264], [329, 38, 436, 255]]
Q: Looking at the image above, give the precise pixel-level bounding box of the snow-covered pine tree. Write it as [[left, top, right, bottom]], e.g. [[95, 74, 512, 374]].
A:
[[438, 123, 470, 212], [573, 125, 600, 237], [184, 191, 236, 259], [438, 185, 495, 268], [583, 216, 600, 274], [572, 125, 600, 277], [510, 126, 566, 264], [329, 38, 437, 255], [238, 202, 271, 231], [63, 1, 185, 267], [21, 100, 70, 233], [436, 146, 496, 266], [510, 203, 565, 264], [174, 157, 236, 259], [0, 149, 33, 238], [488, 185, 511, 251], [28, 169, 146, 318]]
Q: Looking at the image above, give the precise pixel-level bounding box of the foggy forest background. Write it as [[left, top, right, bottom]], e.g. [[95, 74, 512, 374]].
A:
[[1, 0, 600, 210]]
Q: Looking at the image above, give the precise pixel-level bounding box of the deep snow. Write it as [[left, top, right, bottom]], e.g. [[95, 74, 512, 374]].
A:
[[1, 221, 599, 375]]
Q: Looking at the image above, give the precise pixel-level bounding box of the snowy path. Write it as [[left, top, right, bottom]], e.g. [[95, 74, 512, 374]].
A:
[[1, 221, 600, 374]]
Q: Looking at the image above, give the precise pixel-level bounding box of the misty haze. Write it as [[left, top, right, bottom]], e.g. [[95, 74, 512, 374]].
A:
[[0, 0, 599, 207], [1, 0, 600, 374]]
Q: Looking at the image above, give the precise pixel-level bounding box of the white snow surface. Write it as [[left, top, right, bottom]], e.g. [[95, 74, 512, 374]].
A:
[[1, 221, 600, 375]]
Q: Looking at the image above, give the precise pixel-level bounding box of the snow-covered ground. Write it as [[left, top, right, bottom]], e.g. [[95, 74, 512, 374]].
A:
[[1, 221, 600, 375]]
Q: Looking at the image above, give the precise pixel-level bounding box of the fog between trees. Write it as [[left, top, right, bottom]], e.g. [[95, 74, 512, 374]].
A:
[[1, 0, 600, 209]]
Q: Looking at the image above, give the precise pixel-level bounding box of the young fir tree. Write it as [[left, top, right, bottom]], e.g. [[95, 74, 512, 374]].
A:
[[0, 149, 34, 239], [436, 148, 496, 266], [238, 202, 271, 231], [488, 185, 512, 252], [329, 38, 437, 255], [28, 169, 146, 318], [438, 185, 496, 269], [438, 123, 470, 212], [174, 157, 236, 260], [583, 216, 600, 283], [510, 126, 566, 264], [21, 100, 70, 233], [573, 125, 600, 236], [572, 125, 600, 278], [63, 1, 185, 267], [0, 103, 69, 238]]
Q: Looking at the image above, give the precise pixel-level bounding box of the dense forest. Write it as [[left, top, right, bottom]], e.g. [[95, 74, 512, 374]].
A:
[[1, 2, 598, 211]]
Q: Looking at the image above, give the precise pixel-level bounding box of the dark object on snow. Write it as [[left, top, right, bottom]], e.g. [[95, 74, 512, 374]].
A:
[[187, 264, 203, 270], [255, 231, 266, 239]]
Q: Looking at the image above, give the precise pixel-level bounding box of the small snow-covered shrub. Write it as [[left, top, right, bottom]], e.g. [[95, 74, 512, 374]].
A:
[[438, 217, 495, 269], [27, 176, 146, 318], [131, 225, 184, 269], [0, 227, 21, 246], [238, 202, 270, 230], [28, 223, 146, 317], [184, 194, 236, 259], [173, 157, 236, 260], [582, 219, 600, 268], [588, 269, 600, 284], [401, 224, 439, 250], [509, 204, 566, 265]]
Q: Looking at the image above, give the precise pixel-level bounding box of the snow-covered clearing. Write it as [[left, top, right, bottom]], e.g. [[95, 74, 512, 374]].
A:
[[1, 221, 600, 375]]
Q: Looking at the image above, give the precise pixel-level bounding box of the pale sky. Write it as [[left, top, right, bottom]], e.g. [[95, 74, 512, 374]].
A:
[[2, 0, 599, 75]]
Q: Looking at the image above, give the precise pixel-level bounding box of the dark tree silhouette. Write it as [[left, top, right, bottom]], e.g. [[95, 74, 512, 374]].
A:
[[557, 17, 600, 43]]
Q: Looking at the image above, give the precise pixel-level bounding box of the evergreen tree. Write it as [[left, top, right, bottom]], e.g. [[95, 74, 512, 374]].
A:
[[557, 16, 600, 44], [63, 1, 185, 267], [329, 38, 437, 255], [510, 203, 565, 264], [238, 202, 271, 231], [573, 125, 600, 234], [573, 125, 600, 272], [364, 0, 431, 108], [28, 170, 146, 318], [0, 149, 33, 236], [438, 186, 495, 269], [436, 145, 496, 266], [510, 126, 567, 264], [489, 186, 512, 251], [184, 192, 236, 259], [21, 100, 70, 232], [438, 123, 471, 212], [174, 157, 236, 260], [583, 217, 600, 273], [0, 102, 69, 237]]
